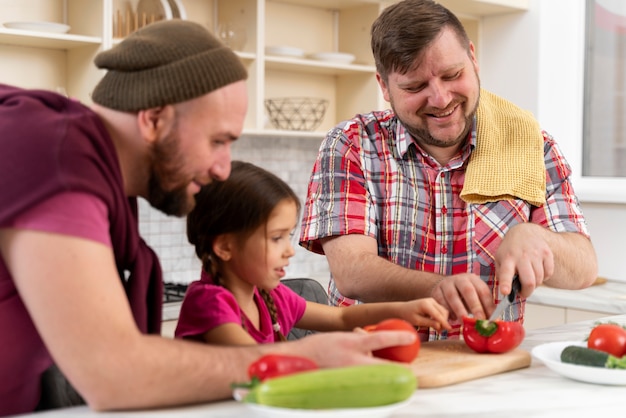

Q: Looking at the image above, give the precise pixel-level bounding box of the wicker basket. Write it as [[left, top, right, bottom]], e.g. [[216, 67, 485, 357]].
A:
[[265, 97, 329, 131]]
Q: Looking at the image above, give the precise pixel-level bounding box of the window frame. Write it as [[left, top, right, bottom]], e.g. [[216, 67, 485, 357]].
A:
[[539, 0, 626, 204]]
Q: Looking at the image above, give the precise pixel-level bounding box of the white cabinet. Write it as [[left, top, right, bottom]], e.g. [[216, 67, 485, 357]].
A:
[[0, 0, 528, 137], [524, 303, 610, 331], [0, 0, 103, 102]]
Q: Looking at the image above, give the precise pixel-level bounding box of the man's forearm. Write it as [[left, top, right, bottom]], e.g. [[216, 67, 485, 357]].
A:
[[322, 235, 442, 303], [544, 231, 597, 289]]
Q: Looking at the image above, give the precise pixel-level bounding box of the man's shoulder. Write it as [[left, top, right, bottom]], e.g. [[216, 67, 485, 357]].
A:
[[333, 109, 398, 140]]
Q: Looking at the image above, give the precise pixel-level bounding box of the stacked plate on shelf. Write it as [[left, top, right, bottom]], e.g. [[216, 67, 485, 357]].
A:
[[308, 52, 356, 64], [265, 45, 356, 65], [2, 21, 70, 33], [167, 0, 187, 19], [136, 0, 187, 23], [265, 45, 306, 58]]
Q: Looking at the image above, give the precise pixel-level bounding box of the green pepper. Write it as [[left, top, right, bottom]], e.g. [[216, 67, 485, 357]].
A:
[[462, 316, 525, 353]]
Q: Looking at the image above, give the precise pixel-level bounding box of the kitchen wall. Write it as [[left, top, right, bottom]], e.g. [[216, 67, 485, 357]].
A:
[[139, 133, 332, 287]]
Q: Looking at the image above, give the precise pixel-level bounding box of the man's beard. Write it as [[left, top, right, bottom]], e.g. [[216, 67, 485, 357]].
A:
[[401, 108, 476, 151], [146, 129, 194, 217], [397, 74, 481, 151]]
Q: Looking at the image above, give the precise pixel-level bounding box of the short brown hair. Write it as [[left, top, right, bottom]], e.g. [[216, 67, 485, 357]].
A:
[[371, 0, 470, 81]]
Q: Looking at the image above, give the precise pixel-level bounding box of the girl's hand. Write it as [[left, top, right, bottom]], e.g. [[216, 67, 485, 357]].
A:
[[403, 298, 451, 331], [284, 330, 419, 368]]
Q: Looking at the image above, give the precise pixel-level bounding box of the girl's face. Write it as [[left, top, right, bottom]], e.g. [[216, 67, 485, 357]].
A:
[[226, 199, 298, 290]]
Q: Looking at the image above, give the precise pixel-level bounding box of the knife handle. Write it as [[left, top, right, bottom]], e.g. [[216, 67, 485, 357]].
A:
[[507, 275, 521, 303]]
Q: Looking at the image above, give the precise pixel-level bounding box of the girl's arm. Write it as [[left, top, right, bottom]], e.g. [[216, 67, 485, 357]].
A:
[[296, 299, 451, 333], [201, 323, 259, 345]]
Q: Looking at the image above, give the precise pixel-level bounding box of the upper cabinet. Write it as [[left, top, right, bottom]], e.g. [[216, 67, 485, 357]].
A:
[[0, 0, 103, 103], [0, 0, 528, 137]]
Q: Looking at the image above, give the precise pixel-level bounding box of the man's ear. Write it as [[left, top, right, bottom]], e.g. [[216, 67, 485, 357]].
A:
[[376, 72, 391, 103], [137, 105, 176, 144], [212, 234, 233, 261]]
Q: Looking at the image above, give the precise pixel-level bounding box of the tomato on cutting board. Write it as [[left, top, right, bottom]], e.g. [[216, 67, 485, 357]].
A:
[[364, 318, 420, 363], [587, 323, 626, 357]]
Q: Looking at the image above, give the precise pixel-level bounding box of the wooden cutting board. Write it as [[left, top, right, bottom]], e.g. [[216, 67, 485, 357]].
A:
[[410, 339, 531, 388]]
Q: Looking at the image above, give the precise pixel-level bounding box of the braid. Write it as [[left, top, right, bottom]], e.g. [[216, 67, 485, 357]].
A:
[[259, 289, 286, 341]]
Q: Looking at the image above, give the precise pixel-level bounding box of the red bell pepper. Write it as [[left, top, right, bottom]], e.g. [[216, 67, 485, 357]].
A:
[[462, 316, 525, 354], [247, 354, 318, 382]]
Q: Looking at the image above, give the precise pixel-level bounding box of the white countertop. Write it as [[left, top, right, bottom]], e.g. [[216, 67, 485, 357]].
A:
[[18, 314, 626, 417], [527, 279, 626, 314], [162, 302, 181, 322]]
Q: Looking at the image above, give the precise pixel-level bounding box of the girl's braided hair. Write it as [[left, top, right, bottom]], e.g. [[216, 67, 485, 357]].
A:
[[186, 160, 301, 341]]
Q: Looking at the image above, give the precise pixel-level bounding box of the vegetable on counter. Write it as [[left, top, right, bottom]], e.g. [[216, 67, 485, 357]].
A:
[[247, 353, 318, 382], [244, 363, 417, 409], [587, 323, 626, 357], [462, 316, 525, 354], [561, 345, 626, 369], [363, 318, 420, 363]]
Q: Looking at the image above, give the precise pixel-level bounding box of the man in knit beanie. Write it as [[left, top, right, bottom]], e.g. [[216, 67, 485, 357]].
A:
[[0, 19, 416, 416], [92, 19, 247, 111]]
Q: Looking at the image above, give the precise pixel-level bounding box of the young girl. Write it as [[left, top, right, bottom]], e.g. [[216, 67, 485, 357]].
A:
[[175, 161, 451, 345]]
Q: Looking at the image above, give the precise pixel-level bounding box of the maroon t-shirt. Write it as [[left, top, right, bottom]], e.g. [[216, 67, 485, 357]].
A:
[[0, 84, 163, 415]]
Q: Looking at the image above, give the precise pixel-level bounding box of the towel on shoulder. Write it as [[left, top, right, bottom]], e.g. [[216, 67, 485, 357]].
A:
[[461, 89, 546, 207]]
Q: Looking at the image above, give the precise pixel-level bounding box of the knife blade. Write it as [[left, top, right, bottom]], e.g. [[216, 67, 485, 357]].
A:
[[487, 275, 521, 322]]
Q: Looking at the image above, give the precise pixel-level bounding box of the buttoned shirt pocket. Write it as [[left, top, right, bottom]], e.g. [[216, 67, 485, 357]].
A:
[[471, 199, 532, 281]]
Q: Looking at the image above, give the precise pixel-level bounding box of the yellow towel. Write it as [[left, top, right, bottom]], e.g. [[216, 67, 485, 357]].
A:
[[460, 89, 546, 207]]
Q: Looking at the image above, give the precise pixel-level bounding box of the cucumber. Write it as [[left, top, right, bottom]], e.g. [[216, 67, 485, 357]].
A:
[[560, 345, 609, 368], [244, 363, 416, 409], [561, 345, 626, 369]]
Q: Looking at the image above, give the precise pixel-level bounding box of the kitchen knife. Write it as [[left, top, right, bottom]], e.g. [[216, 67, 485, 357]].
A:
[[488, 275, 521, 322]]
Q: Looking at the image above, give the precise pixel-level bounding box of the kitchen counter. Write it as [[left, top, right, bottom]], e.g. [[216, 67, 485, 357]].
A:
[[161, 278, 626, 323], [18, 314, 626, 417], [162, 302, 181, 322], [528, 279, 626, 314]]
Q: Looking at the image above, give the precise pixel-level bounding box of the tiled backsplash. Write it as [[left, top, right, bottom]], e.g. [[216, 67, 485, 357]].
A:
[[138, 133, 332, 288]]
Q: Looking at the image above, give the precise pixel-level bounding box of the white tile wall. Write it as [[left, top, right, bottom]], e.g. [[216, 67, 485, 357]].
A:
[[138, 134, 332, 289]]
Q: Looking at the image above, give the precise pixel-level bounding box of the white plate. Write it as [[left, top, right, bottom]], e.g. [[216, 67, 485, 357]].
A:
[[265, 45, 305, 58], [167, 0, 187, 19], [308, 52, 356, 64], [3, 21, 70, 33], [136, 0, 173, 23], [532, 340, 626, 385], [245, 399, 411, 418]]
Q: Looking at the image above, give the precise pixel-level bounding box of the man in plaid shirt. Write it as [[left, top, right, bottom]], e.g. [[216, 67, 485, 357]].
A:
[[299, 0, 597, 340]]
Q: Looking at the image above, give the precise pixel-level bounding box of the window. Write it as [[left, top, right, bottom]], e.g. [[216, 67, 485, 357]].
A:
[[583, 0, 626, 177]]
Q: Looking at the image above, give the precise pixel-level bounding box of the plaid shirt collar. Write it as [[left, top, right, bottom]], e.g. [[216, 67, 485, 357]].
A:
[[392, 115, 478, 169]]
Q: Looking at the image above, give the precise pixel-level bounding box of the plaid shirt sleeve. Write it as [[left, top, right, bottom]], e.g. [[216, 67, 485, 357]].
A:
[[531, 131, 589, 237], [299, 118, 381, 254]]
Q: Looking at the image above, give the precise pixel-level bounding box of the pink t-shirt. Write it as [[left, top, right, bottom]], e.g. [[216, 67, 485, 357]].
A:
[[0, 192, 109, 415], [175, 271, 307, 343]]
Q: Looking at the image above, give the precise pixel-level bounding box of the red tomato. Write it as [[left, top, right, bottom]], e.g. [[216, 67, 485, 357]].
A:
[[247, 354, 318, 381], [587, 324, 626, 357], [364, 318, 420, 363]]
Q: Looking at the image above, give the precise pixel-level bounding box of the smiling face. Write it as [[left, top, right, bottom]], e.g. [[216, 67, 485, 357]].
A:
[[223, 198, 298, 291], [377, 26, 480, 165], [147, 81, 248, 216]]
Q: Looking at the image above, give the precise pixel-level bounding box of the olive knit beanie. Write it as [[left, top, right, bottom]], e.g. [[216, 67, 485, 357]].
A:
[[92, 19, 247, 112]]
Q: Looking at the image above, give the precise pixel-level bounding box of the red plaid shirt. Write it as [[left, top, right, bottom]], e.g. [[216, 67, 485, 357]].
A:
[[299, 108, 589, 340]]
